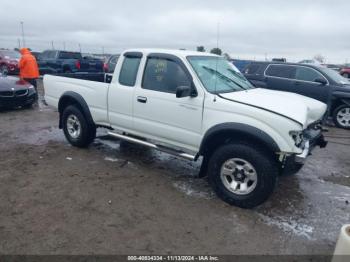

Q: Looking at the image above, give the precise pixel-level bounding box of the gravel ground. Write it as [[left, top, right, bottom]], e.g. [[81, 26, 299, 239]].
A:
[[0, 80, 349, 255]]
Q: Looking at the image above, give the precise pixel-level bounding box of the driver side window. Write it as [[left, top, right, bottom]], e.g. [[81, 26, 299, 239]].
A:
[[142, 58, 191, 94], [295, 67, 326, 83]]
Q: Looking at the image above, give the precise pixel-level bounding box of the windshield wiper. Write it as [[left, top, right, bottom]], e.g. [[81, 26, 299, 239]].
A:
[[202, 66, 247, 92]]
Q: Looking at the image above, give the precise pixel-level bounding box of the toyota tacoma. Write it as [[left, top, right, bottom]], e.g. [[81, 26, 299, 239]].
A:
[[44, 49, 328, 208]]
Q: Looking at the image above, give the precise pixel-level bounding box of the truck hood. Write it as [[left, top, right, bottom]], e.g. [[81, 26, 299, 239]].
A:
[[219, 88, 327, 128]]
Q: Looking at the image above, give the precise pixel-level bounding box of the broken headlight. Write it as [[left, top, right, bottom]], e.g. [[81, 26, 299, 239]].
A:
[[289, 130, 304, 147]]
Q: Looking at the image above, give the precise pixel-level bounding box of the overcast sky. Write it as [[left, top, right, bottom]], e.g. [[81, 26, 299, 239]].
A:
[[1, 0, 349, 63]]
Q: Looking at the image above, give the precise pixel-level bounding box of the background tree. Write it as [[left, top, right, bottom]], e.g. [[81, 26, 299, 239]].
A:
[[197, 46, 205, 52], [223, 53, 231, 60], [210, 48, 222, 56], [313, 54, 325, 63]]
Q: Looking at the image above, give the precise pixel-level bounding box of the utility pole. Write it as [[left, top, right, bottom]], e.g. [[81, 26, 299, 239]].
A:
[[102, 46, 105, 55], [78, 43, 82, 53], [63, 42, 66, 51], [51, 41, 54, 50], [20, 21, 25, 47], [17, 38, 21, 49]]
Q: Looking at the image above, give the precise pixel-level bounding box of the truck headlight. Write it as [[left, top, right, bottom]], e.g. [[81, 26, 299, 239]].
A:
[[289, 130, 304, 147]]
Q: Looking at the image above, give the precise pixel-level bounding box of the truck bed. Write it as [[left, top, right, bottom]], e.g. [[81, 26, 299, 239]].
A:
[[44, 74, 110, 125], [49, 72, 113, 83]]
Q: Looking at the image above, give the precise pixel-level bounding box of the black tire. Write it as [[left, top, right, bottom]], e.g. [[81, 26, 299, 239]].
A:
[[332, 104, 350, 129], [342, 73, 349, 78], [207, 143, 278, 209], [62, 105, 96, 147]]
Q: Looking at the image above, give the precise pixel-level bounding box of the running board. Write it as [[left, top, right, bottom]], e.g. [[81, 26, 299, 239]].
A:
[[107, 131, 195, 161]]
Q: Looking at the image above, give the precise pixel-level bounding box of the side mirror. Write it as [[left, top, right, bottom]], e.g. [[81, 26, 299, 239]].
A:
[[176, 84, 197, 98], [314, 78, 327, 85], [176, 86, 192, 98]]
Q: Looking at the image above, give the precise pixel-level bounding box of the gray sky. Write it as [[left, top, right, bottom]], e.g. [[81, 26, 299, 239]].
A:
[[1, 0, 349, 63]]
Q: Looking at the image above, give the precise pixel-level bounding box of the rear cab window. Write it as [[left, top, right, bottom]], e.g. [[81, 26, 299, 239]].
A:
[[58, 51, 82, 60], [118, 52, 142, 86]]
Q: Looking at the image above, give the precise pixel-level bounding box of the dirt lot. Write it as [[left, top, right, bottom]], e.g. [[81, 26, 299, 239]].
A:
[[0, 81, 349, 255]]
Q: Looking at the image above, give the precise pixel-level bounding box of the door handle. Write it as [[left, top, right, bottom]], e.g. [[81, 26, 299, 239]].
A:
[[137, 96, 147, 103]]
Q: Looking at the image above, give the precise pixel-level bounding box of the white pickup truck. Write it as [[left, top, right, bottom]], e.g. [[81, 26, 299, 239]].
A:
[[44, 49, 328, 208]]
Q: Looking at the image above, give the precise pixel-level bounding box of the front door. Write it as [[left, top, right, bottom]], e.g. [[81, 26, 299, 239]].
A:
[[292, 66, 329, 103], [133, 54, 204, 151]]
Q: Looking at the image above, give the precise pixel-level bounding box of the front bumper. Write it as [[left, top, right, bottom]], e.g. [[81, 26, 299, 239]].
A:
[[0, 93, 36, 108], [295, 134, 328, 164]]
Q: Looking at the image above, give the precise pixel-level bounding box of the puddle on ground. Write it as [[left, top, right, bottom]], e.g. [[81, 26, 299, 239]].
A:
[[13, 126, 65, 146], [323, 176, 350, 187], [172, 180, 215, 200]]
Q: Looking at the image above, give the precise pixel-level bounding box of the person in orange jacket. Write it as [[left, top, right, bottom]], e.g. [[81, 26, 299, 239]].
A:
[[19, 48, 40, 93]]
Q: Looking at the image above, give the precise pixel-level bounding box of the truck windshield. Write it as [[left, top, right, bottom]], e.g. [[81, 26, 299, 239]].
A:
[[187, 56, 255, 93]]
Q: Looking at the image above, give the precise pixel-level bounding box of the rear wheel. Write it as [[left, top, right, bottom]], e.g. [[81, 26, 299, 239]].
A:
[[342, 73, 349, 78], [62, 105, 96, 147], [208, 143, 278, 208], [333, 104, 350, 129]]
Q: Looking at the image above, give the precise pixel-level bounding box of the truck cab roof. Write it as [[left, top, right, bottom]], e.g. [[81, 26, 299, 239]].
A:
[[122, 48, 219, 58]]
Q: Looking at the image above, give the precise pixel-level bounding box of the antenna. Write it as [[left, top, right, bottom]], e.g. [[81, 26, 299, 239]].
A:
[[213, 21, 220, 102]]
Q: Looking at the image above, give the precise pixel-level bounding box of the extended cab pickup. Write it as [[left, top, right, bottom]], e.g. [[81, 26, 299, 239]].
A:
[[44, 49, 328, 208], [38, 50, 104, 75]]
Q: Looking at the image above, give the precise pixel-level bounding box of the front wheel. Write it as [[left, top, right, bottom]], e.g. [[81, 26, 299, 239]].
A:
[[333, 104, 350, 129], [62, 105, 96, 147], [208, 143, 278, 208]]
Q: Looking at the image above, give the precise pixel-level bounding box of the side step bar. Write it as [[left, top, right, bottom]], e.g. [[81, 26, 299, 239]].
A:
[[107, 131, 196, 161]]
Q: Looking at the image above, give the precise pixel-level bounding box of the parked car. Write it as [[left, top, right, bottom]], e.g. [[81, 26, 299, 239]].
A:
[[0, 73, 36, 109], [38, 50, 104, 75], [298, 59, 321, 65], [44, 49, 327, 208], [104, 54, 120, 73], [340, 67, 350, 78], [243, 62, 350, 129], [272, 58, 286, 62], [324, 64, 343, 72], [0, 50, 20, 75]]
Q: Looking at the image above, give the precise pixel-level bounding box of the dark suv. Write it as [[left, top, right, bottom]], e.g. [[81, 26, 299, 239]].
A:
[[243, 62, 350, 129]]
